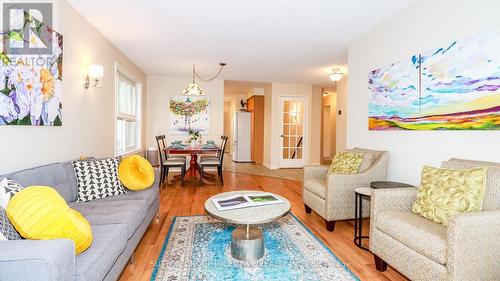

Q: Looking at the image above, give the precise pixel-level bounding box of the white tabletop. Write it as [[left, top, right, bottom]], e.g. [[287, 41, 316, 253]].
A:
[[355, 187, 373, 196], [204, 190, 291, 225]]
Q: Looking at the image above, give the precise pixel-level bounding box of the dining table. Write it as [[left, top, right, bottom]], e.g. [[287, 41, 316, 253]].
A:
[[163, 145, 221, 180]]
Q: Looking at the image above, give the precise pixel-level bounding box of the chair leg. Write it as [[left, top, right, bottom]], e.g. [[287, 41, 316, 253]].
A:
[[180, 166, 185, 185], [159, 167, 164, 185], [217, 167, 223, 186], [374, 255, 388, 271], [325, 220, 336, 232], [162, 167, 166, 184], [304, 204, 312, 214], [199, 166, 204, 185], [165, 167, 169, 185]]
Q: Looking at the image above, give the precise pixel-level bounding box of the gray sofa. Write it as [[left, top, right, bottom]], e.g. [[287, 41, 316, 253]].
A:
[[0, 160, 160, 281]]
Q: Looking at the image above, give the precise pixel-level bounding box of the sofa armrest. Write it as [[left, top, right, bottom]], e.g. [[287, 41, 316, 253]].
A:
[[303, 165, 329, 180], [447, 209, 500, 281], [0, 239, 75, 281]]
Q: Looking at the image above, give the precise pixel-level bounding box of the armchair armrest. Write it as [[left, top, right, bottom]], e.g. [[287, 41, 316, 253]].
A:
[[369, 187, 417, 250], [370, 188, 417, 213], [0, 239, 75, 281], [303, 165, 329, 179], [447, 209, 500, 281]]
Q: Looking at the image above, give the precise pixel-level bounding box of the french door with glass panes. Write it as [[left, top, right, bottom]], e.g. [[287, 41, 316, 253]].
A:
[[280, 96, 307, 168]]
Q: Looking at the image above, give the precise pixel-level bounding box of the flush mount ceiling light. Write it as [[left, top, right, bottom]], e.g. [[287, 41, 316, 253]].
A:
[[182, 63, 226, 96], [329, 68, 343, 82]]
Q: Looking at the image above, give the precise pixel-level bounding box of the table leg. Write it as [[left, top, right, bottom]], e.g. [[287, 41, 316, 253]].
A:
[[231, 225, 264, 261], [189, 154, 198, 177], [354, 193, 370, 251]]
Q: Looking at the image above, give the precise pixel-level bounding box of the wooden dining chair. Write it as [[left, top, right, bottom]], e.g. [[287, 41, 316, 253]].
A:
[[197, 136, 228, 186], [198, 135, 225, 162], [155, 135, 186, 186], [156, 134, 187, 161]]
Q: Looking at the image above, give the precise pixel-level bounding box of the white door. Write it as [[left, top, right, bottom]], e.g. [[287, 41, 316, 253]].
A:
[[323, 105, 331, 158], [280, 97, 307, 168]]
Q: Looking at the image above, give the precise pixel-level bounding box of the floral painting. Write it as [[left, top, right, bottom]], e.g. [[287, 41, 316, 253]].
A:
[[369, 27, 500, 130], [0, 11, 63, 126], [169, 96, 210, 134]]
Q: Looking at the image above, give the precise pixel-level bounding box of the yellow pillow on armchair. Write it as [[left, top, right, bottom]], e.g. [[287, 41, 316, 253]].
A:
[[328, 151, 364, 174], [412, 165, 487, 225]]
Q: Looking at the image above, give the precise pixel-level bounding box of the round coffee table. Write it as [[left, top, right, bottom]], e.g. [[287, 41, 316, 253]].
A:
[[204, 190, 291, 261]]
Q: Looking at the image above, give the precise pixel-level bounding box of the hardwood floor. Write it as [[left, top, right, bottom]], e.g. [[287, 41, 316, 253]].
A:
[[118, 171, 407, 281]]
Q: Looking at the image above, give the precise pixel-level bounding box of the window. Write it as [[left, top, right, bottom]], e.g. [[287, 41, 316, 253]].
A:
[[116, 72, 140, 155]]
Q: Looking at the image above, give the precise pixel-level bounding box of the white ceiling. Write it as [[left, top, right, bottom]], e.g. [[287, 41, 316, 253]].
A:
[[67, 0, 416, 84]]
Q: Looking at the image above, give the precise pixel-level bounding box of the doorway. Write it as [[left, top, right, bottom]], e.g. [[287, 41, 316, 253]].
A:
[[323, 105, 332, 158], [280, 96, 307, 168], [321, 87, 337, 164]]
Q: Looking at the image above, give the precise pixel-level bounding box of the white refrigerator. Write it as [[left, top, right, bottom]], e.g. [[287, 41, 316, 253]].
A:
[[232, 112, 252, 162]]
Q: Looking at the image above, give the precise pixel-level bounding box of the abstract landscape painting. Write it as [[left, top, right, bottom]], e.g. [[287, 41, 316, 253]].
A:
[[169, 96, 210, 134], [369, 27, 500, 130], [368, 55, 420, 130]]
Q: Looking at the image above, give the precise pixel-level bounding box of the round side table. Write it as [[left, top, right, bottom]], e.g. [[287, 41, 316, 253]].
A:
[[354, 181, 415, 251], [354, 187, 372, 251], [205, 190, 291, 261]]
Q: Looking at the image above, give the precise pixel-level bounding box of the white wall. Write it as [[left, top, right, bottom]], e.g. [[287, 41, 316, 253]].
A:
[[146, 76, 224, 147], [347, 0, 500, 184], [0, 0, 147, 174], [336, 75, 348, 152], [263, 84, 273, 167], [267, 83, 313, 169]]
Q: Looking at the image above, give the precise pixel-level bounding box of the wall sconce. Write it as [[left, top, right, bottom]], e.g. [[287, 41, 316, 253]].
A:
[[84, 64, 104, 89]]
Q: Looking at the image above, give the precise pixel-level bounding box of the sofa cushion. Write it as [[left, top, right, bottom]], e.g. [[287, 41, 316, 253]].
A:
[[75, 224, 128, 281], [70, 199, 147, 239], [303, 178, 326, 199], [5, 162, 77, 202], [97, 185, 159, 207], [375, 211, 447, 264]]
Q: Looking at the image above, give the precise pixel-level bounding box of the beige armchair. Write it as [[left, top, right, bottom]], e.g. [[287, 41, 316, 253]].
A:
[[370, 158, 500, 281], [303, 148, 389, 231]]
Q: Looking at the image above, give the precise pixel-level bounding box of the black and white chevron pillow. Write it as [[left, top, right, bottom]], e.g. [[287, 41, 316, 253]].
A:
[[0, 207, 22, 241], [0, 178, 24, 209], [72, 157, 126, 202]]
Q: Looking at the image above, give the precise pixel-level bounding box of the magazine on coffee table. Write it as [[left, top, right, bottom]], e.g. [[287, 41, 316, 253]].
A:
[[212, 193, 285, 211]]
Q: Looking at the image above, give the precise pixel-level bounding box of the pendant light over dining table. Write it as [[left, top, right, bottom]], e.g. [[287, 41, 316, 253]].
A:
[[182, 63, 226, 96]]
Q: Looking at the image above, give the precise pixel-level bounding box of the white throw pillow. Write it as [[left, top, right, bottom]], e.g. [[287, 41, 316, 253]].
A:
[[72, 157, 127, 202], [0, 178, 25, 209]]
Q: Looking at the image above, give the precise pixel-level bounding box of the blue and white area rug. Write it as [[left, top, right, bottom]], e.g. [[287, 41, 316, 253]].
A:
[[151, 215, 358, 281]]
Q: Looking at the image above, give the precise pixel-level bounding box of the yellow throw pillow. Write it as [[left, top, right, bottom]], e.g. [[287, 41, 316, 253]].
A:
[[118, 155, 155, 191], [6, 186, 92, 255], [328, 151, 364, 174], [412, 165, 487, 226]]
